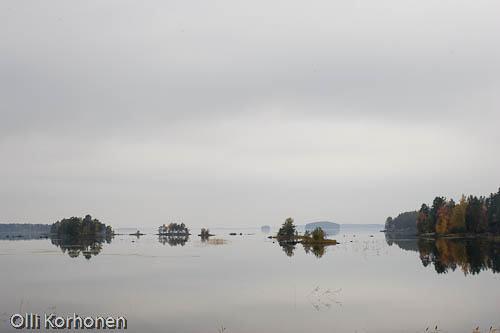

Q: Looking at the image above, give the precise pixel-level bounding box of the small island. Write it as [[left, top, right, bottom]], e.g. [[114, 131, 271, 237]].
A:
[[158, 222, 190, 246], [130, 230, 145, 237], [51, 215, 113, 237], [276, 218, 337, 245], [198, 228, 214, 238], [158, 222, 190, 236], [49, 215, 114, 260], [273, 218, 337, 258]]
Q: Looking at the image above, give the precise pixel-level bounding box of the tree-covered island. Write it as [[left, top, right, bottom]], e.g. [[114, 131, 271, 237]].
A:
[[273, 217, 337, 258], [275, 217, 337, 245], [50, 215, 113, 237], [158, 222, 190, 235], [49, 215, 114, 260]]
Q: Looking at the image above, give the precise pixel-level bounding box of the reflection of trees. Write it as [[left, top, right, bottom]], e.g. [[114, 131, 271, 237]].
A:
[[279, 241, 329, 258], [303, 244, 326, 258], [280, 241, 296, 257], [158, 235, 189, 246], [50, 234, 111, 260], [278, 240, 296, 257], [384, 233, 419, 252], [386, 235, 500, 275], [417, 238, 500, 275]]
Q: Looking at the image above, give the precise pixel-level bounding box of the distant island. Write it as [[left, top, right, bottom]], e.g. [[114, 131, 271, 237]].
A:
[[386, 187, 500, 237], [261, 225, 271, 232], [0, 223, 51, 239], [305, 221, 339, 230]]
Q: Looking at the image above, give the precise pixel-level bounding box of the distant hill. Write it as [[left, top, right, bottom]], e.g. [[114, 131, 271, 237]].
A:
[[0, 223, 51, 234], [305, 221, 340, 230]]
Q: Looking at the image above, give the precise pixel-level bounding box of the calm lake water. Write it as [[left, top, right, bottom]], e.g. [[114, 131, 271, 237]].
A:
[[1, 225, 499, 333]]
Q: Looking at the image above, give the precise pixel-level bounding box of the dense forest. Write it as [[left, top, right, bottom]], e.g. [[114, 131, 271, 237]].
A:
[[417, 188, 500, 235], [386, 188, 500, 236], [50, 215, 113, 237], [384, 211, 418, 233]]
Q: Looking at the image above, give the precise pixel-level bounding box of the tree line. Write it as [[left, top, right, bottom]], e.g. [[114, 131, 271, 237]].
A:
[[385, 188, 500, 235], [417, 188, 500, 235]]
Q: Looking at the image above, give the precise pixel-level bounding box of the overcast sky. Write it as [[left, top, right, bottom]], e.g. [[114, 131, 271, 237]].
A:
[[1, 0, 499, 228]]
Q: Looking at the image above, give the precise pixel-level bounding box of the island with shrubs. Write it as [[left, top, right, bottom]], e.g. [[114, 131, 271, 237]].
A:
[[272, 218, 337, 258], [276, 217, 337, 245], [157, 222, 190, 236], [157, 222, 190, 246]]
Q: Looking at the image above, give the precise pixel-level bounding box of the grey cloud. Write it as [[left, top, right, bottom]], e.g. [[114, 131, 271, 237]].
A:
[[1, 0, 499, 226]]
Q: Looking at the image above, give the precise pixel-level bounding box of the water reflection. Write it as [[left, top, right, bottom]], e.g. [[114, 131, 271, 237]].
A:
[[384, 233, 418, 252], [50, 234, 112, 260], [385, 233, 500, 275], [200, 238, 228, 245], [278, 240, 297, 257], [418, 238, 500, 275], [0, 232, 49, 240], [278, 240, 331, 258], [158, 234, 189, 246], [303, 243, 326, 258]]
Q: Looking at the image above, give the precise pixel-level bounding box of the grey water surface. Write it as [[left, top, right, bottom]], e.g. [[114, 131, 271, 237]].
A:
[[1, 225, 499, 333]]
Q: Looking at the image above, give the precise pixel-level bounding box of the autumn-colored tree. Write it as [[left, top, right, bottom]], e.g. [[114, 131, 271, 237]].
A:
[[409, 188, 500, 236], [436, 205, 452, 235], [449, 195, 467, 233], [311, 227, 325, 241], [430, 197, 446, 233]]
